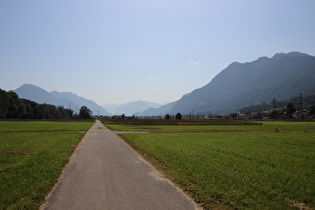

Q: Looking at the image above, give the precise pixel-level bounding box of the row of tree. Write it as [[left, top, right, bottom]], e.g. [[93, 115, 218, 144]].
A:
[[0, 89, 92, 119], [165, 113, 182, 120]]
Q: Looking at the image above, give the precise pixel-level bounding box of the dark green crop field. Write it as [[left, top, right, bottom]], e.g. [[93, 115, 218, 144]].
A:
[[107, 121, 315, 209], [0, 121, 94, 210]]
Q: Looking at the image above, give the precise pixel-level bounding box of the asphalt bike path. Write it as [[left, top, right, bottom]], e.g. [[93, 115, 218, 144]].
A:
[[41, 120, 198, 210]]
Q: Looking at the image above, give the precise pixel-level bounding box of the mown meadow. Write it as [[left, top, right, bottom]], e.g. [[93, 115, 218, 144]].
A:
[[106, 121, 315, 209], [0, 120, 94, 210]]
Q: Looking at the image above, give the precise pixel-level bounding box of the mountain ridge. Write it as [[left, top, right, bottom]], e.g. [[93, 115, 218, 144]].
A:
[[14, 84, 111, 116], [103, 100, 162, 116], [12, 52, 315, 117], [137, 51, 315, 115], [169, 51, 315, 114]]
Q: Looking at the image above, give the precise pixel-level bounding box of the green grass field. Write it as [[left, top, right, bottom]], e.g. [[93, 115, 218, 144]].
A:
[[107, 121, 315, 209], [0, 121, 94, 210]]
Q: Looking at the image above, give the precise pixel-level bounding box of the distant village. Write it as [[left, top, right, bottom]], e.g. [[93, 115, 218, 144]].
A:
[[104, 103, 315, 121]]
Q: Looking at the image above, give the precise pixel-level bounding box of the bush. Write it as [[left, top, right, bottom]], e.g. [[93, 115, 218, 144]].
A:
[[175, 113, 182, 120]]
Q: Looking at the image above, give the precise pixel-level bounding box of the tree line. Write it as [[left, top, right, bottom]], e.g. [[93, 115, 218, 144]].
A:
[[0, 89, 92, 119]]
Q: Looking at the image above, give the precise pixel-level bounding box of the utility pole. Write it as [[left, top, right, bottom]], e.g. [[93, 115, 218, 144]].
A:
[[68, 102, 73, 112], [238, 108, 240, 119], [299, 93, 303, 118]]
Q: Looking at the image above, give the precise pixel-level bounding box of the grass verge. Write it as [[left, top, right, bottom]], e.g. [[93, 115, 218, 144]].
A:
[[109, 121, 315, 209], [0, 121, 94, 210]]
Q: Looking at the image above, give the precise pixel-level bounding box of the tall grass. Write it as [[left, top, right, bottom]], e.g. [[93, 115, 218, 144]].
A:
[[0, 121, 94, 209], [107, 121, 315, 133], [0, 121, 93, 132], [115, 122, 315, 209]]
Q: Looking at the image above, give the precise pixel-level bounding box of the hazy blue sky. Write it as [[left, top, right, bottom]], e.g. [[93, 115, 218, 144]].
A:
[[1, 0, 315, 105]]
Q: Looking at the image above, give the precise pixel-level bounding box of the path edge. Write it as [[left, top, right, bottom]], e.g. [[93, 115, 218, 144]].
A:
[[39, 121, 96, 210], [113, 130, 203, 210]]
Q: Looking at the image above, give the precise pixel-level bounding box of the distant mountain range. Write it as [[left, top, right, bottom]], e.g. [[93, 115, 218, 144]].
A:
[[14, 84, 111, 116], [134, 101, 177, 116], [12, 52, 315, 116], [13, 84, 162, 116], [102, 101, 162, 116], [137, 52, 315, 115]]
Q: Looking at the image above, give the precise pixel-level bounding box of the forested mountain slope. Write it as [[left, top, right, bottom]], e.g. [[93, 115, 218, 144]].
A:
[[169, 52, 315, 114]]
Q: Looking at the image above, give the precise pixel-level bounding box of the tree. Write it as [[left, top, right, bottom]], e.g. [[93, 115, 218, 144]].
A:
[[79, 106, 92, 119], [286, 103, 296, 118], [175, 113, 182, 120], [271, 97, 277, 109], [38, 104, 58, 119], [0, 89, 9, 118], [0, 88, 75, 119], [230, 113, 238, 119], [269, 110, 281, 119], [309, 105, 315, 117], [6, 91, 20, 118], [165, 114, 171, 120], [65, 108, 74, 119]]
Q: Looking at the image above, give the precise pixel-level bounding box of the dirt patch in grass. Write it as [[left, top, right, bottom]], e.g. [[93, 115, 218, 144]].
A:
[[97, 126, 106, 130], [291, 202, 313, 210]]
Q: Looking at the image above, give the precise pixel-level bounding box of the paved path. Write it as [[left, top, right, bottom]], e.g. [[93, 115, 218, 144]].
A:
[[41, 121, 198, 210]]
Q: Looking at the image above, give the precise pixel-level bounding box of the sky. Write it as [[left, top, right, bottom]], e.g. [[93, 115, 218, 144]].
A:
[[1, 0, 315, 105]]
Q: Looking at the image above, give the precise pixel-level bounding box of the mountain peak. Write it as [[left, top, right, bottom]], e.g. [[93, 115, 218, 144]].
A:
[[272, 51, 309, 59], [168, 51, 315, 114], [17, 84, 48, 92], [14, 84, 53, 104], [15, 83, 50, 95]]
